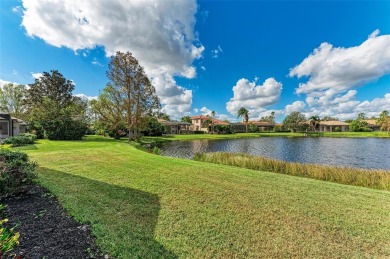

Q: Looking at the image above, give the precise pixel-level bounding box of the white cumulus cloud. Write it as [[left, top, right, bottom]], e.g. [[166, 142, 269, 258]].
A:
[[289, 30, 390, 95], [226, 77, 283, 118], [21, 0, 204, 119]]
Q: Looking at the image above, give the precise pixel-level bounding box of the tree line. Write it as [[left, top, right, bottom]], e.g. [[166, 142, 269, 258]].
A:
[[0, 51, 161, 140]]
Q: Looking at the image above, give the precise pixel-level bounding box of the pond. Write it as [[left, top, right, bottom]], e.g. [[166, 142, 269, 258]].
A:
[[161, 137, 390, 170]]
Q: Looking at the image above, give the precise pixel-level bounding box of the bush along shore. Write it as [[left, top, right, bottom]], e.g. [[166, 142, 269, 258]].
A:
[[194, 152, 390, 190]]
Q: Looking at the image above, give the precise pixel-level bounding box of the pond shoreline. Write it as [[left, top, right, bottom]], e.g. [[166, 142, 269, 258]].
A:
[[157, 136, 390, 170]]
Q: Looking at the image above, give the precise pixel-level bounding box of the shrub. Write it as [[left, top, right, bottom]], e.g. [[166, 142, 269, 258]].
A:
[[0, 204, 20, 257], [43, 118, 87, 140], [2, 133, 37, 147], [0, 150, 37, 196], [193, 131, 205, 134]]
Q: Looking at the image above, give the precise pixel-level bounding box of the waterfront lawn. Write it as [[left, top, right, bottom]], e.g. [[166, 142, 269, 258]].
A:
[[24, 136, 390, 258]]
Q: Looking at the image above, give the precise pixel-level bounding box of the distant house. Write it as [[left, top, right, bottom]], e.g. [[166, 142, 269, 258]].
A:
[[230, 123, 246, 133], [318, 121, 349, 132], [190, 115, 230, 133], [159, 119, 192, 134], [0, 113, 27, 138], [364, 119, 380, 131], [249, 121, 275, 131]]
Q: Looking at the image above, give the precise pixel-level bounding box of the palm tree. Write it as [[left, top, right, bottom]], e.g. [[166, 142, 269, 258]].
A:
[[211, 111, 216, 134], [237, 107, 249, 133], [309, 115, 320, 132]]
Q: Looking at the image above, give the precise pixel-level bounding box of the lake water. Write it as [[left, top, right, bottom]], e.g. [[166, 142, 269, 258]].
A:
[[161, 137, 390, 170]]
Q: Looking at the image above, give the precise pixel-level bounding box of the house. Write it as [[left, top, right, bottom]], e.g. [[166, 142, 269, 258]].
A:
[[249, 121, 275, 131], [190, 115, 230, 133], [230, 123, 247, 133], [159, 119, 192, 134], [318, 121, 349, 132], [0, 113, 27, 138], [364, 119, 380, 131]]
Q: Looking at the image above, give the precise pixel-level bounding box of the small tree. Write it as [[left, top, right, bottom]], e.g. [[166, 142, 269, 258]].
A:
[[211, 111, 216, 134], [181, 116, 192, 123], [0, 83, 26, 119], [349, 113, 370, 132], [283, 111, 307, 132], [237, 107, 249, 133], [377, 110, 389, 132], [259, 111, 275, 124], [309, 115, 320, 132]]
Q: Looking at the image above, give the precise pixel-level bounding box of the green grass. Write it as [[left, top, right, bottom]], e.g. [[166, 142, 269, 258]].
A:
[[195, 152, 390, 190], [22, 135, 390, 258], [323, 131, 390, 138]]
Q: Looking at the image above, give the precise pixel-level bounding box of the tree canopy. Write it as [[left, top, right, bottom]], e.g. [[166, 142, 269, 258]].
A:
[[283, 111, 307, 132], [92, 51, 160, 140], [0, 83, 26, 118], [237, 107, 249, 133], [24, 70, 87, 139]]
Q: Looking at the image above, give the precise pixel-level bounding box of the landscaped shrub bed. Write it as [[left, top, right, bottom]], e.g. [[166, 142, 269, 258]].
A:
[[195, 152, 390, 190], [2, 133, 37, 147], [0, 204, 20, 257], [0, 150, 37, 196]]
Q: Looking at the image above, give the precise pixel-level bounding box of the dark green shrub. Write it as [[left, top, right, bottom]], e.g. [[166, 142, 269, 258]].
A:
[[141, 117, 164, 136], [334, 127, 341, 132], [214, 125, 233, 134], [0, 150, 37, 195], [3, 133, 37, 147], [43, 118, 87, 140], [193, 131, 205, 134], [108, 129, 127, 139]]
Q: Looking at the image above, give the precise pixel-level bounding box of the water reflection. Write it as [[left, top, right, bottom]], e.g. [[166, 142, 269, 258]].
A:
[[161, 137, 390, 170]]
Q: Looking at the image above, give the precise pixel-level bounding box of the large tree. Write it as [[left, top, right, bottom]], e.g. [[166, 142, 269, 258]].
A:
[[237, 107, 249, 133], [90, 85, 127, 138], [0, 83, 26, 119], [24, 70, 87, 139], [283, 111, 307, 132], [99, 51, 160, 141]]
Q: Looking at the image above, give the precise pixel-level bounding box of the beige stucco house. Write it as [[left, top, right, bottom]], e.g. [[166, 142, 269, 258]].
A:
[[318, 121, 349, 132]]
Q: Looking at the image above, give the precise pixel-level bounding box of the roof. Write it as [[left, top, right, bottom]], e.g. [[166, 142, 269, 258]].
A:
[[191, 115, 209, 119], [212, 118, 229, 125], [364, 119, 378, 126], [191, 116, 229, 125], [319, 121, 349, 126], [161, 121, 191, 126], [12, 117, 25, 123]]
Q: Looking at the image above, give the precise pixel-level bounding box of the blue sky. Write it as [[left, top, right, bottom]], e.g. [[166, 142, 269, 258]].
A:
[[1, 0, 389, 122]]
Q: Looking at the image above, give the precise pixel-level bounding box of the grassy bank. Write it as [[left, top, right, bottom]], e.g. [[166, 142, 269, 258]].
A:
[[143, 131, 389, 142], [20, 136, 390, 258], [195, 152, 390, 191]]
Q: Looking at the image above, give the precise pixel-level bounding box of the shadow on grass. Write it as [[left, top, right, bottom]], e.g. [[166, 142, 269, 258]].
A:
[[38, 167, 177, 258]]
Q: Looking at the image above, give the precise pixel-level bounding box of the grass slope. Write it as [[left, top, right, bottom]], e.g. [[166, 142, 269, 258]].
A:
[[23, 136, 390, 258]]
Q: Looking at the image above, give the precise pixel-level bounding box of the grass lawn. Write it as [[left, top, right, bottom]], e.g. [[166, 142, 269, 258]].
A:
[[22, 136, 390, 258], [143, 131, 390, 142]]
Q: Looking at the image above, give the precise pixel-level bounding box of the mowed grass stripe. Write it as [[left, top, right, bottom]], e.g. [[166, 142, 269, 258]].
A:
[[22, 136, 390, 258]]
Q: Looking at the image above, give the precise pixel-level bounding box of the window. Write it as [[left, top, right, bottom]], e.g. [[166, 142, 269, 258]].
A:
[[0, 122, 9, 135]]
